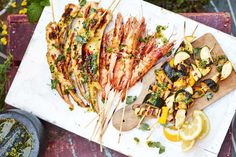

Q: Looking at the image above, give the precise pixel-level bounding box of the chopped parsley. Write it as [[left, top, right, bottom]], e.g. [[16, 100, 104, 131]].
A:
[[51, 79, 59, 89], [106, 47, 113, 53], [138, 35, 152, 43], [79, 0, 87, 7], [133, 137, 140, 144], [205, 92, 213, 101], [139, 123, 151, 131], [156, 25, 167, 33], [89, 8, 97, 14], [55, 54, 65, 64], [126, 96, 137, 105], [146, 141, 165, 154], [82, 21, 89, 31], [49, 64, 55, 73], [76, 35, 87, 44], [199, 60, 207, 69]]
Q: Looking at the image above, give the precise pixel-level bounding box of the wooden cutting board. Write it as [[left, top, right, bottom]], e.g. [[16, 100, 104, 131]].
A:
[[113, 33, 236, 131], [188, 33, 236, 115]]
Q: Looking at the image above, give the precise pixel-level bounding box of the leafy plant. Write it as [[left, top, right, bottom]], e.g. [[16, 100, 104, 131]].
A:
[[27, 0, 50, 22], [0, 55, 12, 111], [145, 0, 210, 12]]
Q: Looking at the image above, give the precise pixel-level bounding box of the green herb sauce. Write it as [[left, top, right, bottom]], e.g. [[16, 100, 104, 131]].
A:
[[0, 118, 33, 157]]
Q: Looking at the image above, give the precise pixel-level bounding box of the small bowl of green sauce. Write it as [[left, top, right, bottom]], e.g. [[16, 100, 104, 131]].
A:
[[0, 109, 44, 157]]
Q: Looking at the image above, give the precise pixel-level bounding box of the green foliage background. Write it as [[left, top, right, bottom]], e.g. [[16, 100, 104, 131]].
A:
[[145, 0, 210, 12]]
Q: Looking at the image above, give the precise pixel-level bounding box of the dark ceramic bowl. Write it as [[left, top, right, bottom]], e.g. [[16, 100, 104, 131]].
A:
[[0, 109, 44, 157]]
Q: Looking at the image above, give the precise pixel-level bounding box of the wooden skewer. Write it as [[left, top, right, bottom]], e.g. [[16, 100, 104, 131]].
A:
[[192, 24, 199, 36], [111, 0, 121, 13], [50, 0, 55, 22], [136, 105, 151, 128], [117, 82, 130, 143]]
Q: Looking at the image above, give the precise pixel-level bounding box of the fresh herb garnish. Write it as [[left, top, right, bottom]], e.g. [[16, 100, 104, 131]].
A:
[[51, 79, 59, 89], [193, 48, 201, 58], [126, 96, 137, 105], [146, 141, 165, 154], [156, 25, 167, 33], [199, 60, 207, 69], [76, 35, 87, 44], [55, 54, 65, 64], [82, 21, 89, 31], [49, 64, 55, 73], [216, 65, 223, 73], [133, 137, 140, 144], [205, 92, 213, 101], [106, 47, 113, 53], [138, 35, 152, 43], [89, 8, 97, 14], [79, 0, 87, 7], [139, 123, 151, 131]]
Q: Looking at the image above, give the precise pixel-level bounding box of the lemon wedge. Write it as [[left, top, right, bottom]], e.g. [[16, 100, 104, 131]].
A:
[[193, 110, 210, 140], [163, 126, 181, 142], [182, 140, 195, 151], [180, 115, 203, 141]]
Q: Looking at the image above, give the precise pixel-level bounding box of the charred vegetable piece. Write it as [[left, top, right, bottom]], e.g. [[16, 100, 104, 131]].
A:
[[174, 51, 190, 66], [191, 64, 202, 81], [200, 46, 213, 64], [192, 87, 205, 98], [143, 93, 166, 108], [158, 106, 168, 124], [174, 89, 192, 109], [176, 64, 188, 76], [220, 61, 233, 80], [173, 77, 188, 90], [202, 79, 219, 92], [133, 104, 160, 117], [195, 60, 211, 76], [162, 62, 178, 82]]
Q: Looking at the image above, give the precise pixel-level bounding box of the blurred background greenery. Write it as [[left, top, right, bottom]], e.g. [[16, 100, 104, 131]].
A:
[[145, 0, 210, 12]]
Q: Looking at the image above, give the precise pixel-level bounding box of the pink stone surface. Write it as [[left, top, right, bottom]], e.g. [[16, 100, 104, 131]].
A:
[[6, 13, 233, 157]]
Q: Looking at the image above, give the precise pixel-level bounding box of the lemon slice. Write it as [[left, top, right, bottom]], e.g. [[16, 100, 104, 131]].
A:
[[180, 115, 203, 141], [163, 126, 181, 142], [182, 140, 195, 151], [193, 110, 210, 140], [175, 109, 186, 129]]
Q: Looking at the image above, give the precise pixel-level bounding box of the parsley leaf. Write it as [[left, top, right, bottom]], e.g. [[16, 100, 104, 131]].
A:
[[205, 92, 213, 101], [76, 35, 87, 44], [55, 54, 65, 64], [79, 0, 87, 7], [139, 123, 151, 131], [146, 141, 165, 154], [51, 79, 59, 89], [90, 8, 97, 14], [147, 141, 161, 148], [126, 96, 137, 105], [159, 145, 165, 154], [133, 137, 140, 144]]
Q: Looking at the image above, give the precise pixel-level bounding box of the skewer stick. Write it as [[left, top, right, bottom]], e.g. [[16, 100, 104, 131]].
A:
[[192, 24, 199, 36], [136, 105, 151, 128], [183, 21, 186, 37], [50, 0, 55, 22], [111, 0, 121, 13], [117, 82, 130, 143]]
